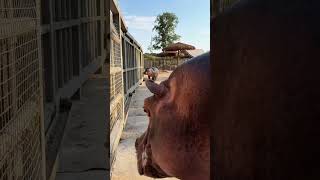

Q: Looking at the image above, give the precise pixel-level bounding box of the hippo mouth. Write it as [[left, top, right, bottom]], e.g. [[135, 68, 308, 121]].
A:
[[137, 155, 169, 178], [135, 133, 170, 178]]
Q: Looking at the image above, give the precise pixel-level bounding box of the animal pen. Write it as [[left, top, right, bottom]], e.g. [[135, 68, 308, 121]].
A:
[[144, 57, 188, 71], [0, 0, 142, 179], [110, 0, 144, 168], [0, 0, 46, 179], [144, 42, 203, 70], [41, 0, 106, 179]]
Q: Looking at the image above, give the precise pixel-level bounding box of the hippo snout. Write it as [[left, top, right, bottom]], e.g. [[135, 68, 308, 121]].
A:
[[135, 133, 170, 178]]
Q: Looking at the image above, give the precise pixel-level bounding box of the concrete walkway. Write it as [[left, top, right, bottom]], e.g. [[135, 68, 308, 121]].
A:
[[111, 72, 177, 180], [55, 75, 109, 180]]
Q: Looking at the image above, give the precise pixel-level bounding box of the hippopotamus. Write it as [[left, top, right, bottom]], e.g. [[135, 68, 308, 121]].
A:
[[212, 0, 320, 179], [135, 52, 210, 180], [144, 67, 159, 81]]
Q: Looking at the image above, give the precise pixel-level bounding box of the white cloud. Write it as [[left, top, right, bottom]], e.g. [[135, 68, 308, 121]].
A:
[[124, 15, 156, 31]]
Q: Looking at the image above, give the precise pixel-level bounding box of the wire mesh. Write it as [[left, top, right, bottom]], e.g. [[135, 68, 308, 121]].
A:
[[110, 72, 115, 102], [110, 72, 122, 100], [114, 72, 122, 97], [144, 57, 187, 70], [0, 0, 44, 179], [111, 40, 121, 68], [110, 99, 123, 131], [110, 28, 124, 134], [0, 0, 38, 39]]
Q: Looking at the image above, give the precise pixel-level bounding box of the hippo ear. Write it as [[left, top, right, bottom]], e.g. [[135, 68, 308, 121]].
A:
[[145, 80, 167, 97]]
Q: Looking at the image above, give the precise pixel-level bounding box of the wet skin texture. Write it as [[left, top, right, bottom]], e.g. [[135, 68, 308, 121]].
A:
[[144, 67, 159, 81], [212, 0, 320, 179], [136, 53, 210, 180]]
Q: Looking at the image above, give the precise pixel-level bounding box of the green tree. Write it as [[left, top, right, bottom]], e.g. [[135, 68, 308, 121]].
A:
[[152, 12, 181, 50]]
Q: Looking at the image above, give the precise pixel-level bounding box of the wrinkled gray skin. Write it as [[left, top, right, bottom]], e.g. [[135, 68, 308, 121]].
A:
[[144, 67, 159, 81], [212, 0, 320, 179], [135, 53, 210, 180]]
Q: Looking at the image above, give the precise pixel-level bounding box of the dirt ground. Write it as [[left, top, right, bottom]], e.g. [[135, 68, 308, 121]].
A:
[[111, 71, 177, 180]]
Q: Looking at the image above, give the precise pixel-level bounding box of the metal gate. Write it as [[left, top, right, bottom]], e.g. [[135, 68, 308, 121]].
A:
[[0, 0, 45, 179]]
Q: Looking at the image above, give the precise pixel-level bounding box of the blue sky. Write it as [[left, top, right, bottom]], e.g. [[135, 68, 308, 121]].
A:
[[118, 0, 210, 53]]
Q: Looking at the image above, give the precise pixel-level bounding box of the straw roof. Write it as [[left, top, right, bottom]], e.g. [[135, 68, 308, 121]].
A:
[[163, 42, 196, 51], [157, 51, 178, 57]]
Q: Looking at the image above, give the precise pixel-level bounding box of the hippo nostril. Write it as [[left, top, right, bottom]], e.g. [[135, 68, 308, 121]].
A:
[[143, 108, 151, 117]]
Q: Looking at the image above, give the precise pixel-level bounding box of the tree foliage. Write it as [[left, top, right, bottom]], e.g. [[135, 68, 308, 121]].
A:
[[152, 12, 181, 50]]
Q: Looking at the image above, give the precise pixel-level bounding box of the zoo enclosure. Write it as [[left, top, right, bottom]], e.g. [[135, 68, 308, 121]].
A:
[[109, 0, 144, 169], [40, 0, 106, 179], [0, 0, 45, 179], [1, 0, 109, 179], [122, 33, 143, 115], [144, 57, 188, 71]]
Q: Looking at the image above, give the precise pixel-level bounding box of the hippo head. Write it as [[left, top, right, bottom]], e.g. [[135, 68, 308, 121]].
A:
[[135, 52, 210, 180]]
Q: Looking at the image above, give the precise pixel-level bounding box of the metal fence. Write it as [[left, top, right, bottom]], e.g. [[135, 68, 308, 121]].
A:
[[144, 57, 188, 71], [122, 34, 143, 116], [0, 0, 45, 179], [109, 9, 125, 166], [40, 0, 105, 178], [109, 0, 144, 168]]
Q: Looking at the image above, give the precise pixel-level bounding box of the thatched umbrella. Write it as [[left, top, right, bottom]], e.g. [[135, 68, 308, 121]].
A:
[[163, 42, 196, 66], [163, 42, 196, 52], [157, 51, 178, 57]]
